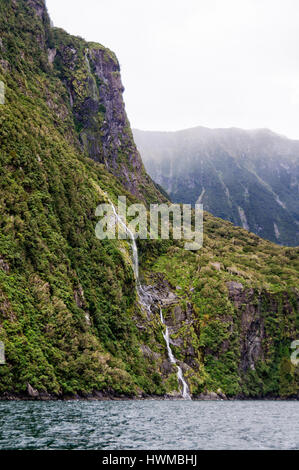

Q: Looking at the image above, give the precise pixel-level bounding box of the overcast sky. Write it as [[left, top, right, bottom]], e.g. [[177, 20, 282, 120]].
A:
[[46, 0, 299, 139]]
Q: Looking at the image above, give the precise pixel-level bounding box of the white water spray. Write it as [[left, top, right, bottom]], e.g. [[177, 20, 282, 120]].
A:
[[107, 196, 191, 399], [160, 309, 191, 399]]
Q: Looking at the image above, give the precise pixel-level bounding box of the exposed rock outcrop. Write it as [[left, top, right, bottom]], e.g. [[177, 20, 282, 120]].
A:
[[52, 33, 164, 203], [26, 0, 46, 19], [27, 383, 39, 398], [227, 283, 264, 371], [227, 282, 299, 385]]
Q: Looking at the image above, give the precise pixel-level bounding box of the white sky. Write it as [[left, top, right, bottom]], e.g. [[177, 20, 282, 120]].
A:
[[46, 0, 299, 139]]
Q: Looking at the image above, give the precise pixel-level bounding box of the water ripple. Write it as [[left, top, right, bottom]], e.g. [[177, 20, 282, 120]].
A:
[[0, 400, 298, 450]]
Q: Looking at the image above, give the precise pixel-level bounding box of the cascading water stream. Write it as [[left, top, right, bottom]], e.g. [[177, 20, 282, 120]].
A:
[[107, 197, 153, 314], [107, 196, 191, 399], [159, 309, 191, 400]]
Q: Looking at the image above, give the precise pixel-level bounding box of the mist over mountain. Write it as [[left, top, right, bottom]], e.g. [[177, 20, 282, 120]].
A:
[[134, 127, 299, 246]]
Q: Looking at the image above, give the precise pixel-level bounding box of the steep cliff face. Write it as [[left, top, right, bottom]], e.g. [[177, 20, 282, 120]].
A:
[[228, 283, 299, 396], [6, 0, 162, 203], [228, 283, 265, 373], [51, 28, 160, 200]]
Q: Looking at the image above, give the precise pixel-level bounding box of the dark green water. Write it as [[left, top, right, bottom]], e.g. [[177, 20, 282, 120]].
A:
[[0, 400, 298, 450]]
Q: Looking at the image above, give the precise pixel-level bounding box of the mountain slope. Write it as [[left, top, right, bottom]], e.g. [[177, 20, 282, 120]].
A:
[[0, 0, 298, 399], [0, 0, 165, 397], [139, 215, 299, 398], [134, 127, 299, 246]]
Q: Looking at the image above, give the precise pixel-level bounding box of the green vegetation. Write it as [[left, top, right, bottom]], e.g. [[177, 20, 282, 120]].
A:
[[0, 0, 165, 396], [0, 0, 298, 398], [139, 213, 299, 397]]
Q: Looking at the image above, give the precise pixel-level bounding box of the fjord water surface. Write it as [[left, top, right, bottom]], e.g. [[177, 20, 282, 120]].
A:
[[0, 400, 298, 450]]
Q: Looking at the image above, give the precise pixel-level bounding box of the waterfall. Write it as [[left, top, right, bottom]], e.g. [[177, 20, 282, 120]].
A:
[[160, 309, 191, 400], [108, 199, 139, 280], [108, 198, 153, 313], [107, 196, 191, 399]]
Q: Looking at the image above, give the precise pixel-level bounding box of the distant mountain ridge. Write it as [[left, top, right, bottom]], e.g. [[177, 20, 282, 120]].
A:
[[134, 127, 299, 246]]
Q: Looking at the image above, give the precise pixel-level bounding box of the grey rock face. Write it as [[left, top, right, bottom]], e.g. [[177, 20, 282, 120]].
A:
[[139, 278, 198, 373], [52, 37, 163, 203], [23, 0, 164, 204], [227, 284, 264, 372], [196, 391, 222, 400], [26, 0, 45, 19], [27, 383, 39, 398], [0, 257, 9, 273], [227, 284, 299, 376]]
